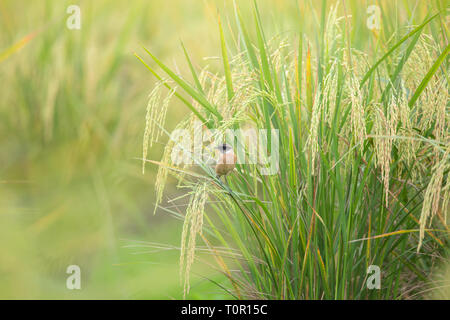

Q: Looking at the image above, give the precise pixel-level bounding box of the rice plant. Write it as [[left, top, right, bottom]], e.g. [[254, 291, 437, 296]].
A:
[[140, 1, 449, 299]]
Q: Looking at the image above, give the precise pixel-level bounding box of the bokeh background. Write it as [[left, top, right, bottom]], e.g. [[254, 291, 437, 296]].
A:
[[0, 0, 447, 299]]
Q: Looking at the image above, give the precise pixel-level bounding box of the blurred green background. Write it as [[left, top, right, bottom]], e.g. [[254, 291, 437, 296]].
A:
[[0, 0, 446, 299]]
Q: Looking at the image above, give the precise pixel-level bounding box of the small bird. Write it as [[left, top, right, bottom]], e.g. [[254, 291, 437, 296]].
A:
[[215, 143, 237, 177]]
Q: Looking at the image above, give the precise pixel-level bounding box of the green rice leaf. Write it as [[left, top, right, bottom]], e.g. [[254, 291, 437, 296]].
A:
[[408, 42, 449, 107]]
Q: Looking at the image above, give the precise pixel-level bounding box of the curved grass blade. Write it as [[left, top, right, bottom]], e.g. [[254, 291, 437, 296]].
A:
[[219, 15, 234, 101], [349, 228, 448, 243], [408, 42, 449, 107], [0, 30, 38, 63], [135, 53, 208, 124], [180, 41, 205, 95], [360, 12, 440, 88], [142, 46, 223, 121], [234, 2, 259, 71], [380, 30, 422, 101]]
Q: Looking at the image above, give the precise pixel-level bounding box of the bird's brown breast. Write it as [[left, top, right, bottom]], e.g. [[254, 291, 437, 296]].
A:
[[215, 151, 236, 176]]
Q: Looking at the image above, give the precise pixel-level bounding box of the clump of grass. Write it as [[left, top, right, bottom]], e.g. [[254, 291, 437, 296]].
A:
[[140, 2, 449, 299]]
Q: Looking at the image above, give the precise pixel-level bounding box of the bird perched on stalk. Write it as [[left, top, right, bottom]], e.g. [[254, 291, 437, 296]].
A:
[[215, 143, 237, 177]]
